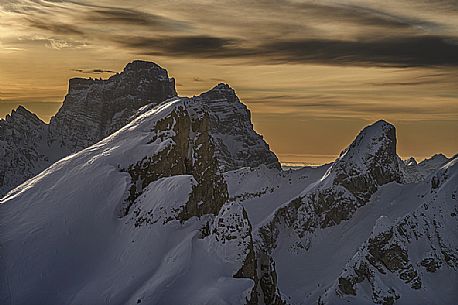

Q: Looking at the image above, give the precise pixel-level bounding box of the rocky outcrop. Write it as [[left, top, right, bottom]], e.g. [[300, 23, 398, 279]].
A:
[[49, 60, 176, 151], [122, 101, 228, 222], [120, 83, 282, 224], [193, 83, 280, 172]]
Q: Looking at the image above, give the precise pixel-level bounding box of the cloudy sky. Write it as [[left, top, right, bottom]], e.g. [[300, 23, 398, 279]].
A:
[[1, 0, 457, 164]]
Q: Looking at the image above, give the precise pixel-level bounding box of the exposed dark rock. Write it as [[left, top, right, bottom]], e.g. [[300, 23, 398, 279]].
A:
[[194, 83, 280, 172], [121, 104, 228, 221], [49, 60, 177, 151]]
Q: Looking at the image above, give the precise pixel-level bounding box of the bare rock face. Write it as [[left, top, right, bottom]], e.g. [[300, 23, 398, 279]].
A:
[[122, 85, 281, 225], [48, 60, 176, 151], [193, 83, 280, 172], [122, 102, 228, 222]]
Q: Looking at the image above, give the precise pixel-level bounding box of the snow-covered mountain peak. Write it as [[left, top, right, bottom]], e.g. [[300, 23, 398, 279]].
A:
[[401, 153, 452, 183], [326, 119, 401, 196], [337, 120, 396, 167], [254, 120, 404, 291]]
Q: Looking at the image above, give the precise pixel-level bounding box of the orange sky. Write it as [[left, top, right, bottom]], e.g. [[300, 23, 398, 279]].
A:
[[1, 0, 457, 164]]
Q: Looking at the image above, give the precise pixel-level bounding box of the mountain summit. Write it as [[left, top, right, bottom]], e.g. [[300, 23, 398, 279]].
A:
[[49, 60, 177, 151]]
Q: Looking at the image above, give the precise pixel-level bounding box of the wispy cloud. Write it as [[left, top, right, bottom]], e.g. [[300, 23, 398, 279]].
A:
[[113, 34, 458, 67], [72, 68, 116, 74], [2, 0, 458, 67]]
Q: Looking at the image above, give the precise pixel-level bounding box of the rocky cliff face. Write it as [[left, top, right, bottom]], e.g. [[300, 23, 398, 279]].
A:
[[121, 100, 228, 223], [193, 83, 280, 172], [48, 60, 176, 152]]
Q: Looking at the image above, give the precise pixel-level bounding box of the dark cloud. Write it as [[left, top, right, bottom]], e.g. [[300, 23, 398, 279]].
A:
[[287, 2, 439, 31], [72, 68, 115, 74], [84, 8, 189, 30], [3, 0, 458, 68], [26, 17, 84, 35], [263, 0, 438, 34], [260, 36, 458, 67], [113, 35, 253, 57], [115, 33, 458, 67]]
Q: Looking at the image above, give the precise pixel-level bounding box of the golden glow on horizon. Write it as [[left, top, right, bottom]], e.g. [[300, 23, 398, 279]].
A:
[[0, 0, 457, 164]]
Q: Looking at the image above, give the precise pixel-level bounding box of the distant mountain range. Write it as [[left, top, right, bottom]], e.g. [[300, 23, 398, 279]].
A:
[[1, 61, 456, 305]]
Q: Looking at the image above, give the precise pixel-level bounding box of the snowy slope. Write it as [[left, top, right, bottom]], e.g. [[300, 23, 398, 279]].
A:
[[0, 98, 255, 305]]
